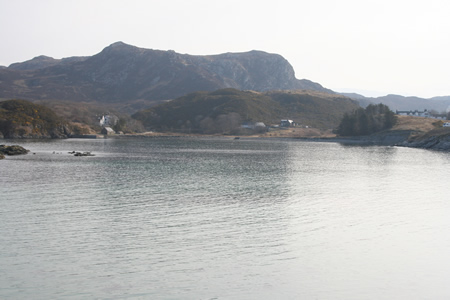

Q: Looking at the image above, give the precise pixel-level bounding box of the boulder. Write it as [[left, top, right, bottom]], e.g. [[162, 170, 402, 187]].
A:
[[0, 145, 30, 156]]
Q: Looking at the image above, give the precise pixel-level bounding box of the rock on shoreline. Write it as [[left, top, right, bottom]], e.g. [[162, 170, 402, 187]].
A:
[[0, 145, 30, 159]]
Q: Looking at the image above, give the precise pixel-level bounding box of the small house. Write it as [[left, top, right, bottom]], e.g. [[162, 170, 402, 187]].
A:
[[101, 127, 115, 135], [280, 119, 294, 127], [99, 114, 118, 127]]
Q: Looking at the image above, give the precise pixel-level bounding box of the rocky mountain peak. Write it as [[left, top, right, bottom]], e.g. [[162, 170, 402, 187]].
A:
[[0, 42, 333, 110], [102, 41, 137, 52]]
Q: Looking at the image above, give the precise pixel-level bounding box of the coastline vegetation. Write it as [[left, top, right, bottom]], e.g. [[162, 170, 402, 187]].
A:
[[0, 99, 70, 138], [335, 104, 397, 136]]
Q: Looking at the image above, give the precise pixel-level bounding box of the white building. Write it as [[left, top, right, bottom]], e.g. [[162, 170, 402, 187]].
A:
[[99, 114, 118, 127], [280, 119, 294, 127], [396, 109, 430, 117]]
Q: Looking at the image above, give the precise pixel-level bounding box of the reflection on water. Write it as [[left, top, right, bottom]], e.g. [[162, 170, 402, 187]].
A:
[[1, 137, 450, 299]]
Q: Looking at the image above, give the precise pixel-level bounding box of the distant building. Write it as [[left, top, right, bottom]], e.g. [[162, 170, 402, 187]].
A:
[[101, 127, 115, 135], [280, 119, 295, 127], [396, 109, 430, 117], [99, 114, 118, 127], [396, 109, 448, 119], [99, 115, 106, 126]]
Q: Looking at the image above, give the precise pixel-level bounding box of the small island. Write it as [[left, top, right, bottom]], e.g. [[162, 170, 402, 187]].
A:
[[0, 145, 30, 159]]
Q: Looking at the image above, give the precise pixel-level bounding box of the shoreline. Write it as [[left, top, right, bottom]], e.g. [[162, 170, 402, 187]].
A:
[[3, 129, 450, 151], [115, 129, 450, 151]]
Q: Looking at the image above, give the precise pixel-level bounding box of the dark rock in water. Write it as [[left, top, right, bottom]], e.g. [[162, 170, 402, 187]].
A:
[[73, 151, 95, 157], [0, 153, 4, 160], [0, 145, 30, 156]]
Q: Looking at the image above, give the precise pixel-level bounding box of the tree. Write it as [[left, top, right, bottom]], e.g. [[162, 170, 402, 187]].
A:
[[199, 117, 215, 134], [112, 118, 126, 132], [216, 112, 242, 134], [336, 104, 396, 136], [336, 112, 354, 136]]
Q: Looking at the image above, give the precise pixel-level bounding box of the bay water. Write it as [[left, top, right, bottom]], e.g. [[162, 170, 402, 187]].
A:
[[1, 137, 450, 299]]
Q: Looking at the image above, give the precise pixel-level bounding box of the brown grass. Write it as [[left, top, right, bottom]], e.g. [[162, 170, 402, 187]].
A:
[[391, 115, 441, 132]]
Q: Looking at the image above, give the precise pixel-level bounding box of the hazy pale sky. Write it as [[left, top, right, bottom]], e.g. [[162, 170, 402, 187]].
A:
[[1, 0, 450, 98]]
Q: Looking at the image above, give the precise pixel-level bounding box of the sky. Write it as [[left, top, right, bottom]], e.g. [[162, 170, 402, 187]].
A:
[[1, 0, 450, 98]]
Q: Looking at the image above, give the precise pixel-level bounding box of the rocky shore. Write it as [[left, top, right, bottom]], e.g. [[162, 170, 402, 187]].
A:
[[290, 128, 449, 152], [399, 130, 450, 151]]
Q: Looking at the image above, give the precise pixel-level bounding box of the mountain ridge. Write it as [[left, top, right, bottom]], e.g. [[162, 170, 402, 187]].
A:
[[341, 93, 450, 113], [0, 42, 332, 111], [8, 55, 88, 71]]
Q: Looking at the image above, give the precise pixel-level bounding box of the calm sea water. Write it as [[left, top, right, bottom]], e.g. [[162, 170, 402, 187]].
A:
[[1, 137, 450, 300]]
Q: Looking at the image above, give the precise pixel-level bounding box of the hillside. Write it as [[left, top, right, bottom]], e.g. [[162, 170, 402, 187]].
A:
[[0, 99, 70, 138], [0, 42, 331, 111], [132, 88, 358, 133], [267, 90, 360, 129]]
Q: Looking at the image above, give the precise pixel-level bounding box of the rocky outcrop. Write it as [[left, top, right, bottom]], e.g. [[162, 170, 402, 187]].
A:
[[0, 42, 332, 107], [0, 145, 29, 158], [400, 132, 450, 151]]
